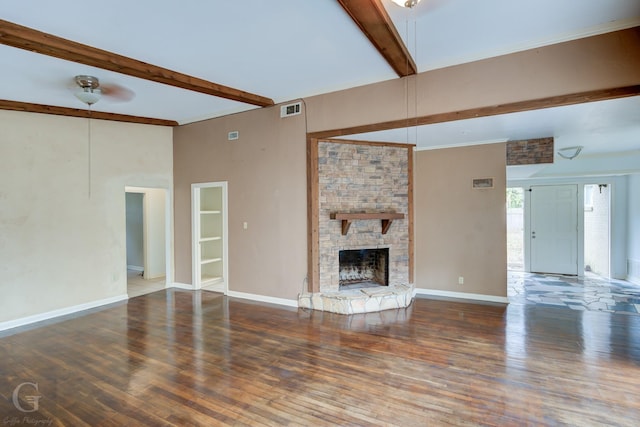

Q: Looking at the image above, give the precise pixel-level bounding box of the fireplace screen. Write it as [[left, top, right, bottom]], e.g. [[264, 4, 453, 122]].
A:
[[339, 248, 389, 289]]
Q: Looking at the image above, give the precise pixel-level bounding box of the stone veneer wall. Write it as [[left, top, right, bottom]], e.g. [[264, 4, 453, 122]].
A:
[[506, 137, 554, 165], [318, 141, 410, 292]]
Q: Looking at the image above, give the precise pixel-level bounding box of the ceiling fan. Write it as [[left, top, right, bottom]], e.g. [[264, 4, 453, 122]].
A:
[[73, 75, 134, 106], [72, 74, 134, 199]]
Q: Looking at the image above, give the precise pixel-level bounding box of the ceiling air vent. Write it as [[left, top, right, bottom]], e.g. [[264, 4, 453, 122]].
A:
[[280, 102, 301, 118]]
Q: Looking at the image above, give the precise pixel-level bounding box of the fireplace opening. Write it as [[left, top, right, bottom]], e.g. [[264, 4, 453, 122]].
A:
[[339, 248, 389, 290]]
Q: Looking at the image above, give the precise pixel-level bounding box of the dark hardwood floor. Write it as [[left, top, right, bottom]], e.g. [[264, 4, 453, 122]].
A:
[[1, 290, 639, 426]]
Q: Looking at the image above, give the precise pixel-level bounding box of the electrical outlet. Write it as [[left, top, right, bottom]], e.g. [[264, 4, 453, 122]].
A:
[[458, 276, 464, 285]]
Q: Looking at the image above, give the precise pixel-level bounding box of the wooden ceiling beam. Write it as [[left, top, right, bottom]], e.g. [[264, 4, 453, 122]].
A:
[[337, 0, 417, 77], [0, 99, 178, 126], [308, 85, 640, 140], [0, 19, 274, 107]]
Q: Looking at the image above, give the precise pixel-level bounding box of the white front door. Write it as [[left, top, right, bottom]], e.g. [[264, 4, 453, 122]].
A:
[[530, 185, 578, 275]]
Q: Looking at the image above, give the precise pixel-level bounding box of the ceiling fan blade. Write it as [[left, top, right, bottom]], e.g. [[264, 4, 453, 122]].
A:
[[100, 83, 135, 102]]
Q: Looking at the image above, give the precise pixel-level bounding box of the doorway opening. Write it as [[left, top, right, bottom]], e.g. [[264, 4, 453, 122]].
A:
[[584, 183, 610, 278], [507, 187, 524, 271], [125, 186, 170, 297]]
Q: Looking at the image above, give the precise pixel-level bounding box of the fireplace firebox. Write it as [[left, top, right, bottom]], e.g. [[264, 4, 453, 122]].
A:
[[339, 248, 389, 290]]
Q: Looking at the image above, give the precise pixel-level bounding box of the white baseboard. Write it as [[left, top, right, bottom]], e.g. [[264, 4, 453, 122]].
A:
[[415, 288, 509, 304], [0, 294, 129, 332], [127, 265, 144, 272], [170, 282, 194, 290], [202, 282, 225, 293], [627, 275, 640, 286], [227, 290, 298, 308], [167, 285, 297, 308]]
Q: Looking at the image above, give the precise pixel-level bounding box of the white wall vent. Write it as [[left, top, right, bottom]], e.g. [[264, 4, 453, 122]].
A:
[[228, 131, 239, 141], [280, 102, 302, 118]]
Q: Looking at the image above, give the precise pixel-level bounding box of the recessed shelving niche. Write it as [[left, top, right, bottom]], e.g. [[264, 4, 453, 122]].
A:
[[192, 182, 228, 291]]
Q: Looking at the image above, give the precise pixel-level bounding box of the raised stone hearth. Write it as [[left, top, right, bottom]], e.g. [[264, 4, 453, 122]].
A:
[[298, 284, 414, 315]]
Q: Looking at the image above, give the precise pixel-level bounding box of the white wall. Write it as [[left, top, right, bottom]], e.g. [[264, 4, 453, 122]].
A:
[[126, 192, 144, 270], [0, 110, 173, 326], [584, 184, 610, 277], [628, 174, 640, 284], [610, 176, 628, 280], [142, 188, 167, 279]]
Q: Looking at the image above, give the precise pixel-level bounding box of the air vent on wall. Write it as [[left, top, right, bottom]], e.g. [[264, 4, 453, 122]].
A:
[[228, 131, 239, 141], [280, 102, 301, 118]]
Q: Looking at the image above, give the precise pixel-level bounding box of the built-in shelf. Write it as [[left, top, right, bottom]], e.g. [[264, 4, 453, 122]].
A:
[[330, 212, 405, 235], [193, 182, 228, 291], [201, 257, 222, 265], [201, 275, 223, 285]]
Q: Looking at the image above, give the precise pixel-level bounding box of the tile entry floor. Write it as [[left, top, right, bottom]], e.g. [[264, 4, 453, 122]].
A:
[[509, 270, 640, 315], [127, 269, 166, 298]]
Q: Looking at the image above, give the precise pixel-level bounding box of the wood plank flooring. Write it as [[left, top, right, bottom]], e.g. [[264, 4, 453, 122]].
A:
[[1, 290, 639, 426]]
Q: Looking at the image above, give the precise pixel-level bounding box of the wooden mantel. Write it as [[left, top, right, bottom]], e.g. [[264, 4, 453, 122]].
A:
[[330, 212, 405, 235]]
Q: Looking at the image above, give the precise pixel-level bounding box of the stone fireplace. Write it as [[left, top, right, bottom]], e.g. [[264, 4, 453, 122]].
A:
[[299, 139, 415, 314]]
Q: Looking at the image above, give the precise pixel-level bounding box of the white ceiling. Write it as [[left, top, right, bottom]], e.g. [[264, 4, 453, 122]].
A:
[[1, 0, 639, 178]]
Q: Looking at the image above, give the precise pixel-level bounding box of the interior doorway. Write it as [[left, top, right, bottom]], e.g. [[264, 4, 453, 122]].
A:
[[125, 186, 170, 297]]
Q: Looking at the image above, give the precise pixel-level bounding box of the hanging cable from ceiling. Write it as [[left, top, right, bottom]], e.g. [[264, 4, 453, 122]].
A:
[[73, 75, 102, 199], [405, 17, 410, 145], [412, 7, 419, 147], [401, 2, 420, 146], [87, 105, 92, 198]]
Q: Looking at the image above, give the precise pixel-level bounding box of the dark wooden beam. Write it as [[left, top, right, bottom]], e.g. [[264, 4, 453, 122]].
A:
[[337, 0, 417, 77], [0, 19, 274, 107], [307, 137, 320, 293], [322, 138, 415, 149], [0, 99, 178, 126], [308, 85, 640, 139], [407, 145, 414, 284]]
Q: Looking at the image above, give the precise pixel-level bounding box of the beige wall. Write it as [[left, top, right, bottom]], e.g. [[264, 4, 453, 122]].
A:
[[305, 28, 640, 133], [172, 29, 638, 301], [173, 105, 307, 299], [0, 110, 173, 325], [415, 143, 507, 297]]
